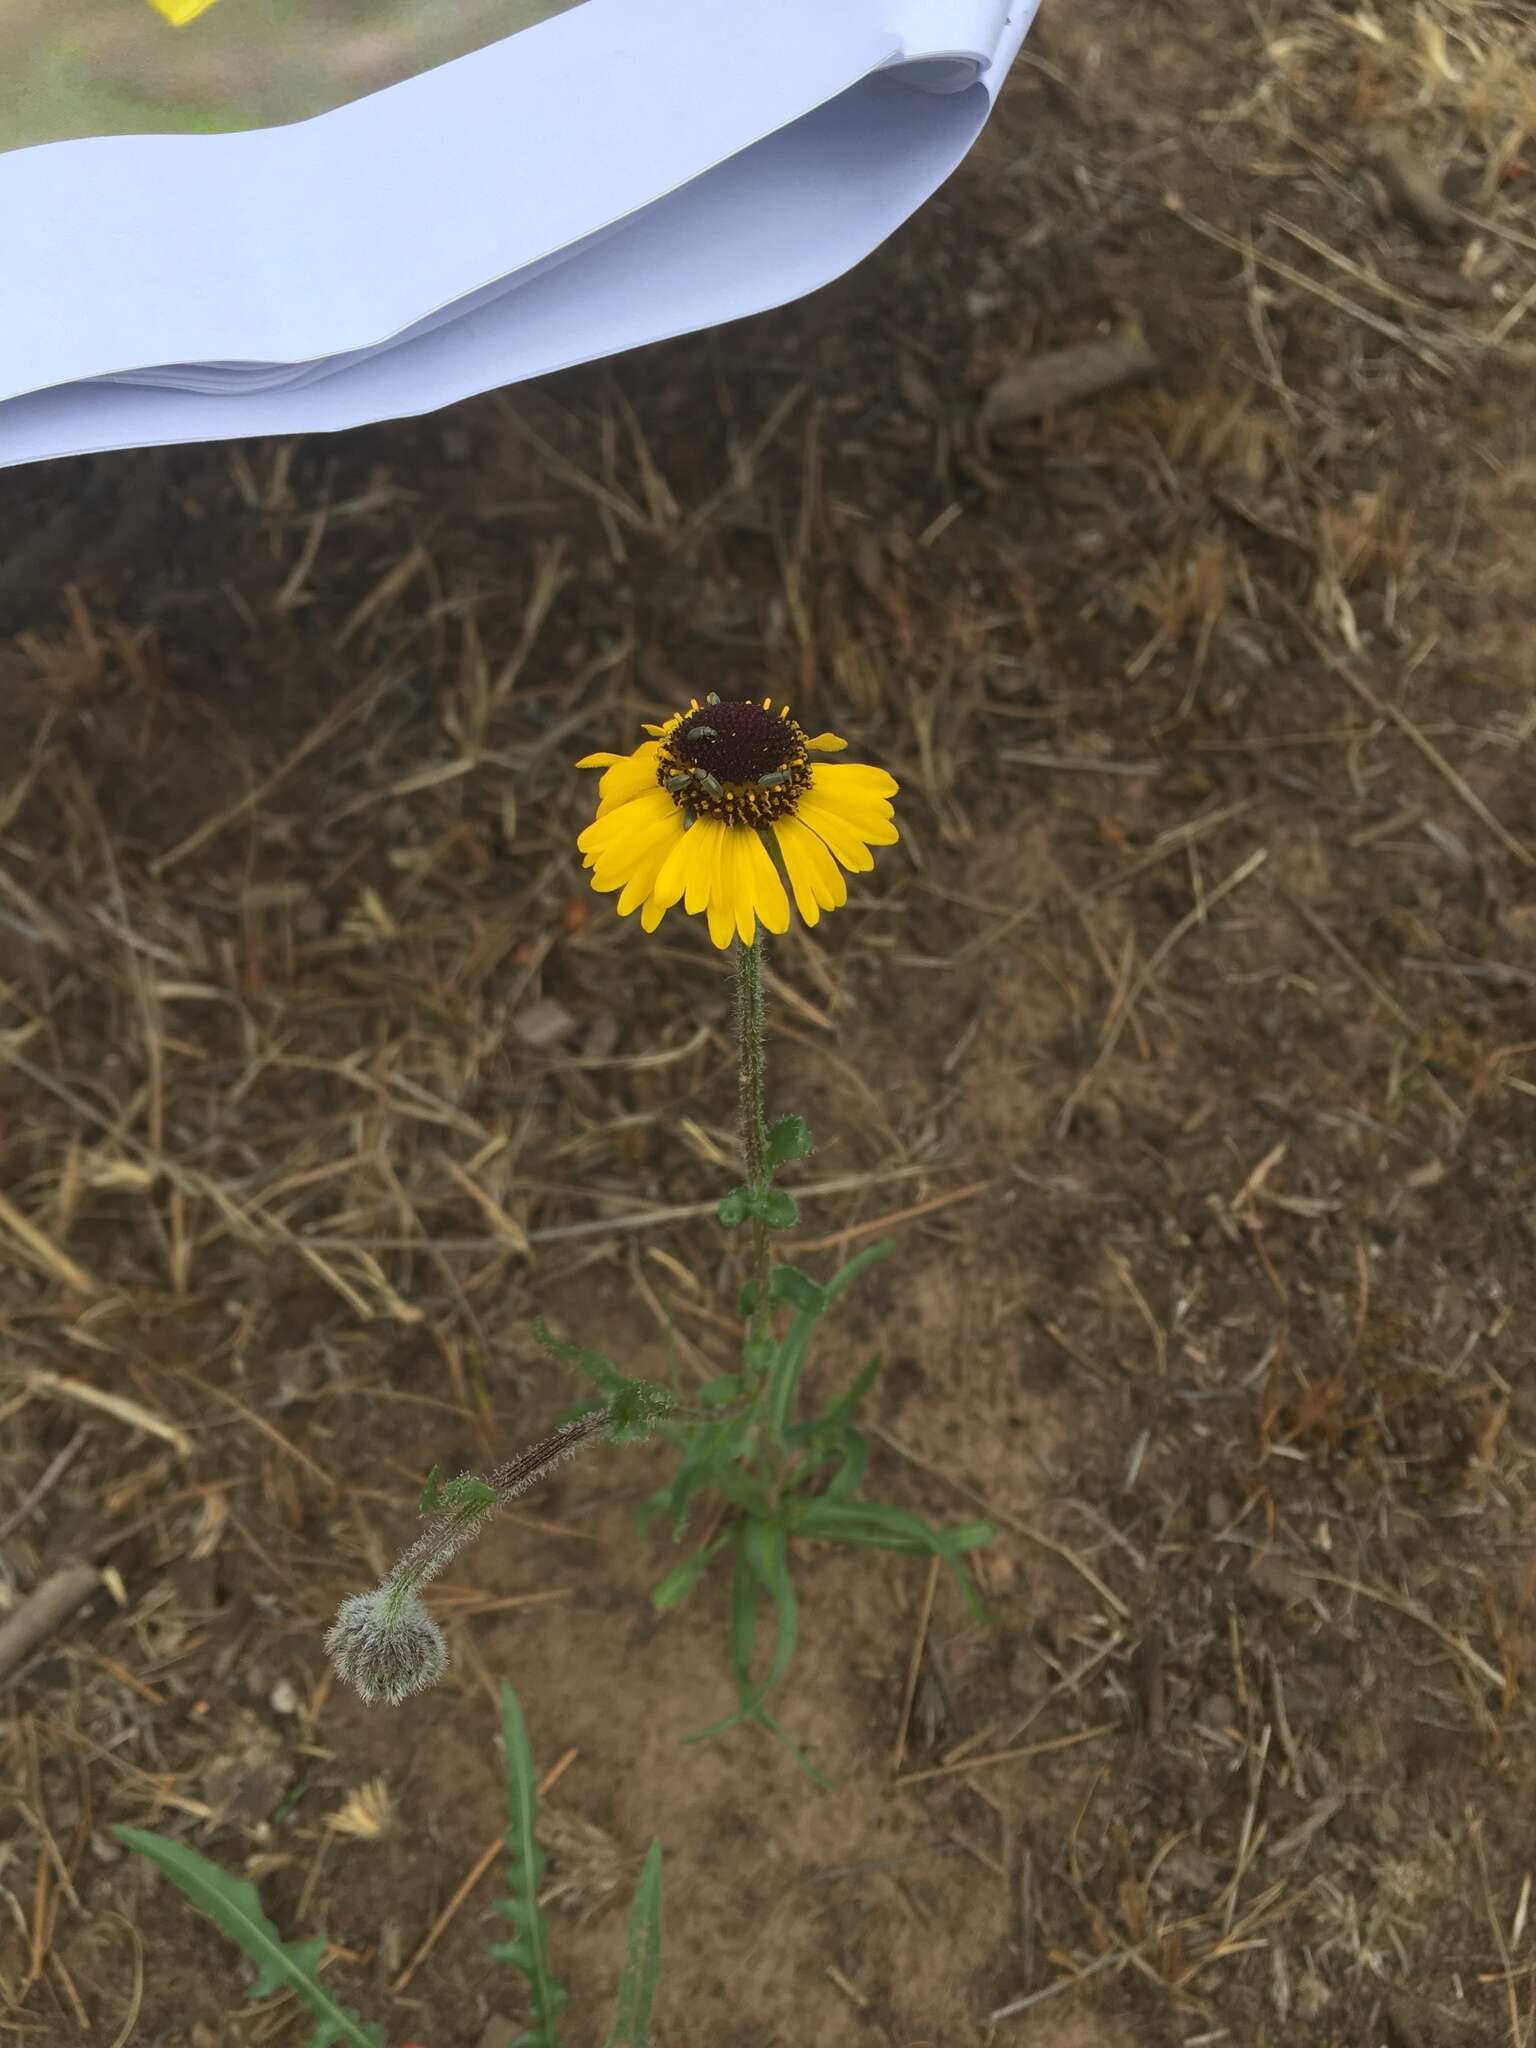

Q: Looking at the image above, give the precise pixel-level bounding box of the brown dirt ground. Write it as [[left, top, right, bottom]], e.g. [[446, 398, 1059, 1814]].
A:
[[3, 2, 1535, 2044]]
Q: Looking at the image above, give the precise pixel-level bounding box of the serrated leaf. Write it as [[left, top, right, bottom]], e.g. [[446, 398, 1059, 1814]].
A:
[[603, 1840, 664, 2048], [604, 1377, 673, 1444], [114, 1828, 383, 2048], [765, 1114, 814, 1165], [495, 1685, 570, 2047]]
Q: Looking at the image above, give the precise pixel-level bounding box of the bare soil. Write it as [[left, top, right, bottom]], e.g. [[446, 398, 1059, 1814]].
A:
[[2, 3, 1534, 2044]]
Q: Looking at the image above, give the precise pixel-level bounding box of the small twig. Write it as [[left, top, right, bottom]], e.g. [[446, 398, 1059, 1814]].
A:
[[895, 1721, 1116, 1788], [870, 1425, 1130, 1620], [1295, 1566, 1505, 1693], [390, 1748, 577, 1993], [17, 1369, 192, 1460], [892, 1557, 943, 1774], [787, 1178, 994, 1257], [1288, 607, 1534, 870], [1171, 207, 1454, 375], [1471, 1816, 1527, 2048], [0, 1563, 101, 1689], [1056, 848, 1269, 1135], [0, 1431, 87, 1547], [1280, 889, 1414, 1032], [150, 674, 387, 875], [0, 1189, 98, 1297], [990, 1930, 1182, 2023]]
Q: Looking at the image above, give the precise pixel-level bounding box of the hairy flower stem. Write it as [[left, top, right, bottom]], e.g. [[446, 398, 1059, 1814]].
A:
[[734, 936, 773, 1351], [395, 1411, 610, 1606], [327, 1411, 611, 1703]]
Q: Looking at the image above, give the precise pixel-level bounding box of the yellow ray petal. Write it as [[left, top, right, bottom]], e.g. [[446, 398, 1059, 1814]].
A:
[[727, 831, 758, 945], [616, 812, 686, 915], [795, 795, 880, 872], [684, 819, 724, 915], [810, 794, 895, 837], [596, 745, 662, 812], [651, 823, 697, 914], [809, 761, 898, 802], [745, 830, 790, 936], [773, 816, 845, 917], [587, 802, 685, 887], [149, 0, 222, 22], [804, 732, 849, 753], [706, 826, 734, 949], [577, 785, 674, 857], [771, 818, 820, 926]]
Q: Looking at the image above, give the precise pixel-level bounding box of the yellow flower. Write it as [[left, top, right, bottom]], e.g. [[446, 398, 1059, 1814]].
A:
[[148, 0, 222, 24], [576, 695, 898, 949]]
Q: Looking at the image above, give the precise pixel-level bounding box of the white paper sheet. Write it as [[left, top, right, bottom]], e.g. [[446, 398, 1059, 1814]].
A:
[[0, 0, 1038, 469]]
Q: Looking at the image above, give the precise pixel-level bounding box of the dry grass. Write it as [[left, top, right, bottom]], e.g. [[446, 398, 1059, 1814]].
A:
[[1, 0, 1534, 2042]]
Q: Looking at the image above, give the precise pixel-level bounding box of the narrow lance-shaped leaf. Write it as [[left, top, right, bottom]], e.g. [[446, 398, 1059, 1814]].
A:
[[488, 1684, 570, 2048], [602, 1840, 664, 2048], [114, 1828, 384, 2048]]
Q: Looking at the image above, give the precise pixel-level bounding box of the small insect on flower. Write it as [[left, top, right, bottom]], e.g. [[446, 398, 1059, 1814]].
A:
[[576, 694, 898, 947]]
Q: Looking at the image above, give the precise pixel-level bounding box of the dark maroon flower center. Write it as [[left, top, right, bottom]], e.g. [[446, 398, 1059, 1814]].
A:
[[654, 695, 813, 828], [672, 699, 797, 785]]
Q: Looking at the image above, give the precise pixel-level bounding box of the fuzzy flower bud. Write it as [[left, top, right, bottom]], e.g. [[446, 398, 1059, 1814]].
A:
[[325, 1588, 448, 1706]]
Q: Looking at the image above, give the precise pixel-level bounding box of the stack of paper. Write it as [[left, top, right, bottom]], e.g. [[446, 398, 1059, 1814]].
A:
[[0, 0, 1038, 469]]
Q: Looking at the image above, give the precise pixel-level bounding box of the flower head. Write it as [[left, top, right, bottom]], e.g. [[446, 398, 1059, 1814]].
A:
[[325, 1588, 448, 1706], [577, 696, 898, 947]]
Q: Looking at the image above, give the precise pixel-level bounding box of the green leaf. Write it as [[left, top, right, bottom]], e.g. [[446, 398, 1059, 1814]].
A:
[[824, 1239, 895, 1303], [113, 1828, 384, 2048], [420, 1469, 497, 1515], [743, 1330, 779, 1374], [764, 1300, 821, 1440], [767, 1265, 825, 1315], [816, 1355, 882, 1435], [817, 1428, 870, 1504], [753, 1187, 799, 1230], [765, 1114, 814, 1165], [641, 1413, 749, 1542], [717, 1188, 751, 1228], [489, 1685, 570, 2048], [532, 1318, 625, 1405], [698, 1375, 743, 1409], [652, 1531, 734, 1612], [604, 1378, 673, 1444], [603, 1841, 664, 2048], [785, 1500, 996, 1621], [687, 1518, 798, 1742]]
